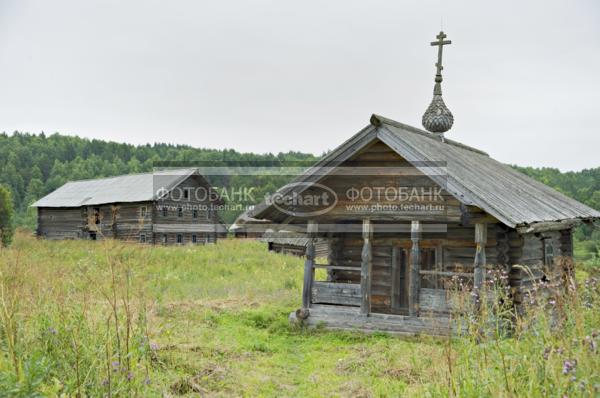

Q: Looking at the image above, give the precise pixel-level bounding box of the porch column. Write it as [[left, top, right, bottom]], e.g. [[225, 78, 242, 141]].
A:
[[391, 246, 401, 312], [360, 219, 373, 315], [473, 223, 487, 295], [301, 220, 318, 310], [409, 220, 422, 317]]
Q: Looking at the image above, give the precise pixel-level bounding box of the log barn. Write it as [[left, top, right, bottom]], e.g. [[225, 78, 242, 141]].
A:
[[32, 168, 222, 245], [247, 32, 600, 335]]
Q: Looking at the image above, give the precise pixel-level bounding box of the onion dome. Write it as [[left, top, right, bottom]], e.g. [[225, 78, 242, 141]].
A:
[[422, 83, 454, 133], [422, 31, 453, 134]]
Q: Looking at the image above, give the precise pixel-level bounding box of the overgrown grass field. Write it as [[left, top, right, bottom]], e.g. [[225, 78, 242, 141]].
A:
[[0, 232, 598, 397]]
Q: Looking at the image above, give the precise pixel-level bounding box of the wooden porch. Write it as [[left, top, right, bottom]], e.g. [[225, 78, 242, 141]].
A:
[[293, 219, 488, 335], [290, 304, 457, 336]]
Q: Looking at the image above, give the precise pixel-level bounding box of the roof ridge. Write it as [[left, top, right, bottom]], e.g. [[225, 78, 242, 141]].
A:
[[370, 114, 489, 157], [63, 167, 198, 184]]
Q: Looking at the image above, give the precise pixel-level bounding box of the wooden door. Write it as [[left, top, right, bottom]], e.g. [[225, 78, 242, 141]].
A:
[[391, 247, 409, 313]]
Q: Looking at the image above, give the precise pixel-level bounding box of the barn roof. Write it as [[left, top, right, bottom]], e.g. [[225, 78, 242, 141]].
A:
[[229, 208, 271, 231], [251, 114, 600, 228], [32, 168, 199, 207], [261, 230, 311, 247]]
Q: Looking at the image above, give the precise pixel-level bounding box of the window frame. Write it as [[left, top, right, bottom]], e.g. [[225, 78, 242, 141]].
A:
[[140, 206, 147, 218], [176, 234, 183, 244], [140, 233, 146, 243], [414, 244, 447, 290], [177, 207, 183, 218], [543, 238, 555, 266]]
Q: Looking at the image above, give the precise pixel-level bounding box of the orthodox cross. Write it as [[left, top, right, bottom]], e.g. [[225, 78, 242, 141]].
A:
[[421, 30, 454, 134], [431, 31, 451, 85]]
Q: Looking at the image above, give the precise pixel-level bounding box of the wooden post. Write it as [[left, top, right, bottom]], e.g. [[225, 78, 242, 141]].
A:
[[391, 246, 400, 311], [326, 236, 338, 282], [473, 223, 487, 295], [301, 220, 317, 310], [360, 219, 373, 316], [409, 220, 422, 317]]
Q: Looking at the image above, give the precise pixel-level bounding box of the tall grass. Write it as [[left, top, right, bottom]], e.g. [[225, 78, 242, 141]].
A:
[[0, 231, 304, 396], [430, 265, 600, 397], [0, 232, 598, 397], [0, 234, 154, 396]]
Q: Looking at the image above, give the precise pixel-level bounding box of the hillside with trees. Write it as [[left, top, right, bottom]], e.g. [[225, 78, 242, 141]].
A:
[[0, 131, 598, 263], [0, 131, 320, 227]]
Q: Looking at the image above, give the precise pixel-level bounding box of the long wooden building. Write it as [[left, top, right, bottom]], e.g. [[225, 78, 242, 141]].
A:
[[32, 168, 222, 245]]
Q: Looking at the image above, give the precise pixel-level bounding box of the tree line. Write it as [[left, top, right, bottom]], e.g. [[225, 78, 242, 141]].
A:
[[0, 131, 598, 259], [0, 131, 320, 229]]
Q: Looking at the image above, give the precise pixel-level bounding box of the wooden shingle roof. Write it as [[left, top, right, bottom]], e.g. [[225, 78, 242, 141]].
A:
[[252, 114, 600, 228]]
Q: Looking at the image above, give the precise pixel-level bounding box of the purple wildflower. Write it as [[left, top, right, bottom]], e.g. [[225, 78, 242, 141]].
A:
[[562, 359, 577, 375]]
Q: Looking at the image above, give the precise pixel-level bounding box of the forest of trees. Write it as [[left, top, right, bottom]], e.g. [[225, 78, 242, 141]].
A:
[[0, 131, 598, 263], [0, 131, 319, 226]]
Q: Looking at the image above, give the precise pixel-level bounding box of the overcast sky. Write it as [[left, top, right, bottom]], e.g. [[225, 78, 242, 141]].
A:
[[1, 0, 599, 171]]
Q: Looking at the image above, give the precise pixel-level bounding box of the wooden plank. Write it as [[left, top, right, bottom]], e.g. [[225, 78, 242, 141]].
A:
[[391, 246, 400, 311], [314, 264, 361, 271], [419, 288, 450, 313], [360, 219, 373, 315], [409, 220, 421, 316], [302, 220, 317, 309], [312, 282, 361, 306], [473, 223, 487, 298], [289, 304, 458, 336], [419, 270, 473, 278]]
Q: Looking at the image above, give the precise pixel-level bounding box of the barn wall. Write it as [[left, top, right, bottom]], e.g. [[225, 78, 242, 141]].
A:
[[110, 202, 154, 242], [37, 207, 85, 240], [153, 174, 220, 243]]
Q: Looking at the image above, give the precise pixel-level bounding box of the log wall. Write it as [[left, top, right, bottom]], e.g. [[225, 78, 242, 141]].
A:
[[37, 207, 85, 240], [509, 229, 573, 311]]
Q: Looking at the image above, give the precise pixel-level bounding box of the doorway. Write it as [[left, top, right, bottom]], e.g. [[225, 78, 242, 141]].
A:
[[391, 247, 409, 314]]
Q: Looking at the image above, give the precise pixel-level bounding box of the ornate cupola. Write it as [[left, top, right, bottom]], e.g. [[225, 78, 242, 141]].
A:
[[422, 31, 454, 134]]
